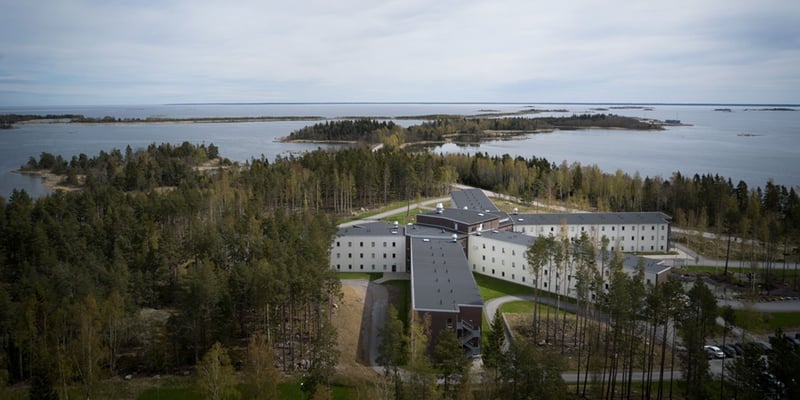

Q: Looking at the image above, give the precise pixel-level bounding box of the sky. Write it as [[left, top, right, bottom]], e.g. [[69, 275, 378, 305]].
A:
[[1, 0, 798, 106]]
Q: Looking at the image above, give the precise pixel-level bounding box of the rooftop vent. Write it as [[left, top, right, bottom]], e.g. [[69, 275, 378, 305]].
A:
[[513, 207, 519, 214], [452, 234, 458, 242]]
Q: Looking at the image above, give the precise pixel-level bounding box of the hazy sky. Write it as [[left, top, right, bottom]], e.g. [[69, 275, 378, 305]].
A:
[[1, 0, 798, 105]]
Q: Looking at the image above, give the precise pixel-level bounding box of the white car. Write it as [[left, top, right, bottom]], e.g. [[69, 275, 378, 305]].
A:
[[704, 345, 725, 359]]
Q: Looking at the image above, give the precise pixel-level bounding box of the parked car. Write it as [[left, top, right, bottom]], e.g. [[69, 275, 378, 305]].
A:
[[704, 345, 725, 359], [721, 344, 738, 357], [732, 342, 745, 354]]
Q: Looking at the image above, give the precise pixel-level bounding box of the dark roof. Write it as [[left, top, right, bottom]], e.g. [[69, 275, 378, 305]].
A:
[[475, 229, 536, 247], [622, 254, 672, 276], [450, 189, 499, 212], [417, 208, 500, 226], [337, 221, 404, 237], [411, 238, 483, 312], [405, 224, 465, 241], [512, 212, 671, 226]]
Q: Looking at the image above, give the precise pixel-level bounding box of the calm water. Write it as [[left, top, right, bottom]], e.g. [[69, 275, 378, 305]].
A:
[[1, 103, 798, 198]]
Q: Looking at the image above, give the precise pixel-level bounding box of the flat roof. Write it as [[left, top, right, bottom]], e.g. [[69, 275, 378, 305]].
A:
[[450, 189, 500, 212], [474, 229, 536, 247], [622, 254, 672, 276], [405, 224, 466, 240], [417, 208, 500, 226], [512, 212, 671, 226], [336, 221, 404, 237], [411, 238, 483, 312]]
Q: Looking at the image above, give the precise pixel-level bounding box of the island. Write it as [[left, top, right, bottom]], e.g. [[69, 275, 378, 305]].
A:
[[282, 114, 664, 146]]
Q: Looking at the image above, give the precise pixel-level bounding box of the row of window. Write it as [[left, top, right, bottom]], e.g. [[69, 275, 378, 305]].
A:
[[334, 252, 397, 259], [335, 264, 398, 271], [526, 224, 666, 233], [336, 241, 397, 248]]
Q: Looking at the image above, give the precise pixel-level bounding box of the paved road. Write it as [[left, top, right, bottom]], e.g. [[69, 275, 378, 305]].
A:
[[341, 278, 389, 374], [338, 196, 451, 228]]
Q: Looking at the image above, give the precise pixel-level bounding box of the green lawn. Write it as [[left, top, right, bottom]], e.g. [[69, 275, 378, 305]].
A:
[[137, 382, 358, 400], [732, 309, 800, 334], [384, 279, 410, 329], [499, 300, 575, 316], [473, 273, 531, 301]]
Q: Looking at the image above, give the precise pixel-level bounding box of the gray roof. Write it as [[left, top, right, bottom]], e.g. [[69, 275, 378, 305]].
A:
[[411, 238, 483, 312], [512, 212, 671, 226], [337, 221, 404, 237], [405, 224, 465, 240], [622, 254, 672, 276], [417, 208, 500, 226], [475, 229, 536, 247], [450, 189, 500, 212]]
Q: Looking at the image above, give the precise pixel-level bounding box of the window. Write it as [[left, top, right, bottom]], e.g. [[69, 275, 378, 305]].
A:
[[612, 226, 615, 231], [512, 250, 515, 256], [502, 247, 505, 254], [336, 241, 340, 247], [371, 241, 375, 247], [661, 226, 665, 230], [446, 318, 453, 329], [482, 267, 485, 272], [482, 244, 486, 249], [473, 264, 476, 270], [650, 246, 654, 250], [491, 257, 495, 263], [641, 236, 644, 240], [651, 225, 655, 230], [512, 274, 515, 280], [602, 226, 606, 231], [544, 282, 548, 288], [501, 272, 505, 277], [383, 242, 387, 247], [492, 245, 495, 251], [501, 260, 505, 266], [631, 236, 635, 241], [348, 241, 352, 247], [371, 254, 375, 259], [512, 262, 516, 268], [336, 264, 340, 270], [622, 226, 625, 231], [360, 253, 364, 259], [392, 242, 396, 247], [360, 265, 364, 270], [372, 265, 375, 270], [392, 253, 396, 258], [383, 254, 387, 259], [492, 269, 495, 275], [348, 253, 352, 258], [522, 276, 526, 283], [651, 236, 655, 240], [544, 269, 548, 275], [336, 253, 340, 259], [482, 255, 486, 261], [360, 242, 363, 247]]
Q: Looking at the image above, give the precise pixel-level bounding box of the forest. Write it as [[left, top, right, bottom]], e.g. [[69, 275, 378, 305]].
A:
[[1, 137, 799, 398]]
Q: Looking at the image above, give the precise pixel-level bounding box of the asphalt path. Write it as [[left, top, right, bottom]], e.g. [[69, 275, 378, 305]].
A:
[[341, 279, 388, 373]]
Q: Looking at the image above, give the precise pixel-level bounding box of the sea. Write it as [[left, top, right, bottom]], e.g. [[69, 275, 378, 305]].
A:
[[1, 103, 798, 199]]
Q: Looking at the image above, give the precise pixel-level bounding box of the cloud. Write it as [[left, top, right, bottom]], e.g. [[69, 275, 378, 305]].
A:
[[0, 0, 798, 105]]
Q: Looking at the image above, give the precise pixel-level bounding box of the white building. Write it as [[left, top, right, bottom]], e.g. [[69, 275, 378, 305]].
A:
[[511, 212, 671, 253]]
